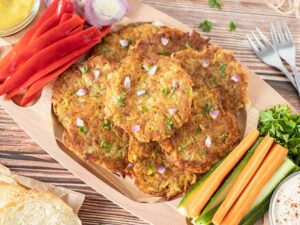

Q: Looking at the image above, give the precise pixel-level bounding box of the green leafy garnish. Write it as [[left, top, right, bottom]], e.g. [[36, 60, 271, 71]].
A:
[[140, 106, 148, 113], [204, 102, 211, 113], [102, 119, 112, 130], [196, 128, 202, 136], [258, 105, 300, 165], [100, 141, 112, 150], [162, 87, 168, 96], [165, 116, 173, 130], [185, 42, 191, 49], [168, 87, 176, 98], [199, 149, 207, 155], [220, 62, 227, 76], [158, 50, 171, 56], [147, 163, 157, 174], [117, 91, 126, 107], [208, 0, 222, 9], [178, 144, 186, 152], [79, 65, 88, 74], [79, 126, 88, 134], [101, 47, 111, 53], [228, 21, 237, 31], [199, 20, 213, 32]]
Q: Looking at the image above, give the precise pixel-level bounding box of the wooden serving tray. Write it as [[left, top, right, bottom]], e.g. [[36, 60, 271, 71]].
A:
[[0, 3, 291, 225]]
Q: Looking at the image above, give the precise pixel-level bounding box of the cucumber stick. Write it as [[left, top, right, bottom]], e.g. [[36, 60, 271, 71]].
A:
[[192, 137, 263, 225]]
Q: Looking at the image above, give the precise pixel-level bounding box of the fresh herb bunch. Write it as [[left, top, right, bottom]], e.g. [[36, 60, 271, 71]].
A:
[[258, 105, 300, 165]]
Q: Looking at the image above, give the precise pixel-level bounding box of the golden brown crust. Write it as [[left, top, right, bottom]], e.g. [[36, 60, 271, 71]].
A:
[[52, 56, 129, 173], [159, 87, 241, 174], [104, 55, 194, 143], [127, 137, 198, 200]]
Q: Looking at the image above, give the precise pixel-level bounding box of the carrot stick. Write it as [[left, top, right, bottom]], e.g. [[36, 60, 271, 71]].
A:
[[220, 144, 288, 225], [212, 135, 274, 225], [186, 129, 260, 218]]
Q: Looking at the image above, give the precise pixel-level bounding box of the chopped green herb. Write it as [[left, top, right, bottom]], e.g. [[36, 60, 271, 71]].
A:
[[117, 91, 126, 107], [199, 149, 207, 155], [228, 21, 237, 31], [140, 106, 148, 113], [100, 141, 112, 149], [208, 0, 222, 9], [165, 115, 173, 130], [178, 144, 185, 152], [204, 102, 211, 113], [101, 47, 111, 53], [144, 92, 150, 98], [220, 62, 227, 76], [142, 64, 150, 72], [79, 65, 88, 74], [199, 19, 213, 32], [147, 163, 157, 173], [196, 128, 202, 136], [168, 87, 176, 98], [102, 119, 112, 130], [185, 42, 191, 49], [127, 39, 133, 45], [79, 126, 88, 134], [162, 87, 168, 96], [158, 50, 171, 56], [116, 116, 121, 124]]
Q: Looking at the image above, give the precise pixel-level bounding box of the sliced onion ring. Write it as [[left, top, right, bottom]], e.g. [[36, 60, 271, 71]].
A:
[[168, 108, 177, 115], [231, 74, 241, 82], [76, 88, 88, 96], [94, 70, 100, 80], [132, 124, 140, 133], [85, 0, 128, 27], [120, 39, 129, 47], [161, 37, 169, 46], [148, 65, 158, 76], [76, 118, 85, 127], [136, 89, 146, 96], [172, 80, 179, 88], [202, 59, 210, 68], [124, 76, 131, 89]]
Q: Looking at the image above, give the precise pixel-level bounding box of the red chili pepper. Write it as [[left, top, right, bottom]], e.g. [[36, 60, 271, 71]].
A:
[[29, 0, 74, 42], [0, 0, 64, 77], [0, 27, 102, 96], [20, 40, 100, 106], [0, 15, 84, 81]]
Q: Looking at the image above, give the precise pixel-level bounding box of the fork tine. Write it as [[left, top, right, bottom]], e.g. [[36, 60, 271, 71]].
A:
[[251, 31, 265, 50], [270, 22, 279, 44], [282, 20, 294, 42], [255, 27, 272, 46], [247, 35, 259, 53], [276, 21, 285, 42]]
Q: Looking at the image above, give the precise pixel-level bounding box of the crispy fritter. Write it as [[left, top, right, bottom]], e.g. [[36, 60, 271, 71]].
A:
[[52, 56, 129, 172], [131, 26, 209, 58], [127, 137, 198, 200], [160, 87, 241, 174], [104, 55, 194, 143], [173, 46, 248, 111], [93, 24, 159, 62]]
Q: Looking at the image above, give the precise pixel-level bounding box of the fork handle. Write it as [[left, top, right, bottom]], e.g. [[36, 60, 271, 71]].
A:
[[291, 65, 300, 96], [277, 65, 297, 89]]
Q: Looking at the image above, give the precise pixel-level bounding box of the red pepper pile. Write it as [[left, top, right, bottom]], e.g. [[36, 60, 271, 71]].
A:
[[0, 0, 110, 106]]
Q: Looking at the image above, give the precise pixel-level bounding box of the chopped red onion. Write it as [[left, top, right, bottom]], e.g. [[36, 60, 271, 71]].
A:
[[124, 76, 131, 89], [205, 136, 212, 148], [136, 89, 146, 96], [73, 0, 86, 16], [85, 0, 129, 27], [161, 37, 169, 46], [157, 165, 166, 174], [127, 163, 134, 168], [94, 70, 100, 80], [76, 118, 85, 127], [231, 74, 241, 83], [119, 39, 129, 47], [148, 65, 158, 76], [172, 80, 179, 88], [168, 108, 177, 115], [202, 59, 210, 68], [132, 124, 140, 133], [210, 109, 220, 120], [76, 88, 88, 96]]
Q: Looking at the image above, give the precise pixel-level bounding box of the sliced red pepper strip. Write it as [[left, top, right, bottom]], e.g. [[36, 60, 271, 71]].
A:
[[19, 42, 99, 106], [0, 27, 101, 96], [60, 13, 74, 23], [0, 0, 63, 73], [29, 1, 73, 42], [0, 15, 84, 81]]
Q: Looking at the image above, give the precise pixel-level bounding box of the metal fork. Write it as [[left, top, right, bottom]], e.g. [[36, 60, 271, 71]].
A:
[[247, 28, 297, 90], [271, 20, 300, 94]]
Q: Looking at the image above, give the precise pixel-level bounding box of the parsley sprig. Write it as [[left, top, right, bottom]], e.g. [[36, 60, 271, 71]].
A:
[[208, 0, 222, 9], [199, 19, 213, 32]]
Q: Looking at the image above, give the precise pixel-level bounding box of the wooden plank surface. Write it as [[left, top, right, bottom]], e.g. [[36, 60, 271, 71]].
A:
[[0, 1, 299, 225]]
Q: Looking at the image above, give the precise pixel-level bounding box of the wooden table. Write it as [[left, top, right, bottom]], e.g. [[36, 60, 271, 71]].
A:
[[0, 1, 299, 225]]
